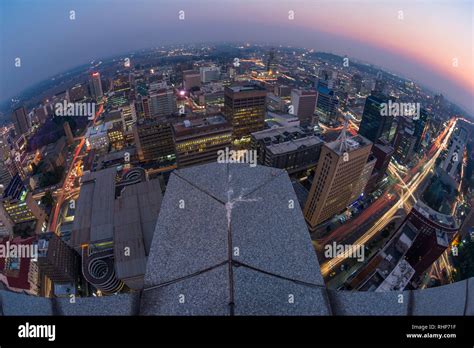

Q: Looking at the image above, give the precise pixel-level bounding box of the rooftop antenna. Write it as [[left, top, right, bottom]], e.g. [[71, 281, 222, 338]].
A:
[[336, 113, 350, 153]]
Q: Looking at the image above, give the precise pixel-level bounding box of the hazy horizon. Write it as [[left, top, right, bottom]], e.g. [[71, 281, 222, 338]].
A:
[[1, 0, 472, 113]]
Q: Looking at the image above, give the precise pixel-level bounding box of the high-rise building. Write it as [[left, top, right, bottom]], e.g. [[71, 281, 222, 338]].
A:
[[183, 70, 201, 90], [304, 134, 373, 231], [107, 123, 125, 150], [141, 96, 151, 119], [393, 120, 417, 164], [351, 154, 377, 202], [149, 89, 177, 117], [90, 72, 103, 100], [373, 78, 386, 94], [315, 86, 338, 125], [413, 108, 430, 152], [134, 118, 176, 164], [291, 89, 317, 127], [358, 94, 394, 144], [199, 66, 220, 83], [34, 105, 49, 125], [63, 122, 74, 145], [274, 85, 291, 98], [224, 84, 267, 148], [251, 126, 323, 175], [351, 74, 362, 93], [266, 93, 285, 113], [173, 115, 232, 168], [69, 84, 87, 102], [371, 142, 394, 184], [37, 232, 79, 283], [12, 106, 30, 136], [1, 175, 47, 234], [0, 159, 13, 190], [0, 200, 14, 236], [120, 103, 137, 132]]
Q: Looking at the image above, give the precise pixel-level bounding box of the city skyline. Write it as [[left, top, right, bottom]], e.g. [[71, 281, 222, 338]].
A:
[[0, 0, 473, 115], [0, 2, 474, 343]]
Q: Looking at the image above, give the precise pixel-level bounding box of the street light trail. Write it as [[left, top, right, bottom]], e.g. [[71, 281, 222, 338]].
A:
[[320, 118, 457, 277]]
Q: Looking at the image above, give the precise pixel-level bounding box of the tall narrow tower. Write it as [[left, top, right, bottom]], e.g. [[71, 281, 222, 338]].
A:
[[304, 118, 373, 232]]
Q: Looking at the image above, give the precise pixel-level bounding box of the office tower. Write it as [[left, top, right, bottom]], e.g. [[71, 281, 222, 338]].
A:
[[141, 96, 151, 119], [0, 160, 13, 189], [371, 142, 394, 183], [112, 75, 131, 94], [1, 174, 47, 234], [107, 123, 125, 150], [351, 154, 377, 202], [53, 90, 69, 103], [315, 86, 338, 124], [134, 118, 175, 163], [71, 167, 163, 292], [251, 126, 323, 175], [63, 122, 74, 145], [224, 84, 267, 148], [413, 108, 430, 152], [85, 124, 110, 150], [12, 106, 30, 136], [173, 115, 232, 168], [37, 232, 79, 283], [69, 84, 87, 102], [266, 93, 285, 112], [200, 66, 220, 83], [5, 155, 25, 181], [40, 137, 67, 174], [291, 89, 317, 127], [34, 105, 49, 125], [149, 89, 177, 117], [266, 48, 278, 73], [274, 85, 291, 98], [0, 202, 14, 236], [304, 132, 372, 231], [90, 72, 103, 100], [318, 68, 331, 81], [373, 78, 386, 94], [358, 93, 394, 144], [120, 103, 137, 132], [393, 119, 417, 164], [351, 74, 362, 93], [183, 70, 201, 90]]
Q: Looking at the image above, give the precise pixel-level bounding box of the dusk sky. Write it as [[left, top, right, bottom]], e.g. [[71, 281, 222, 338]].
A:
[[0, 0, 473, 114]]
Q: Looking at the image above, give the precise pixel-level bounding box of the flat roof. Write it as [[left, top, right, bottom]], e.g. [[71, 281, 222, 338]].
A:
[[326, 134, 372, 155], [72, 168, 117, 248], [114, 179, 163, 280]]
